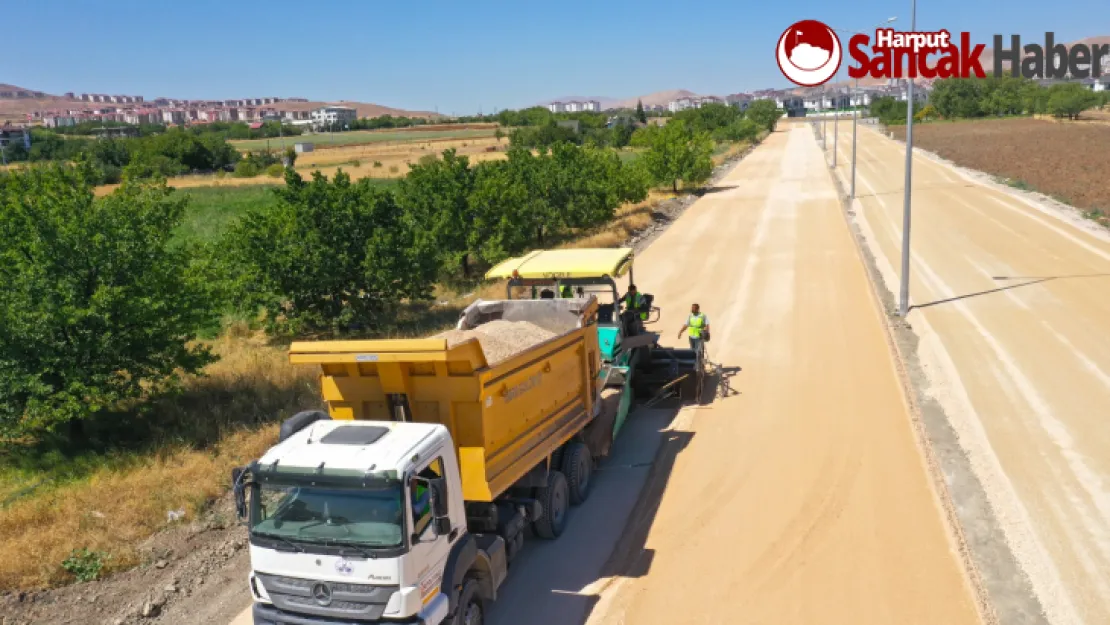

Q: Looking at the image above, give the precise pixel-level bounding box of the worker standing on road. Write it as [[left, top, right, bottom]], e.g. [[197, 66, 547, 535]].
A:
[[678, 303, 709, 352], [560, 283, 574, 298]]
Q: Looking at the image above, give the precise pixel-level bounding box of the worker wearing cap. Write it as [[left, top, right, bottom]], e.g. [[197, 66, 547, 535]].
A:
[[678, 303, 709, 352], [560, 283, 574, 298], [621, 284, 648, 321]]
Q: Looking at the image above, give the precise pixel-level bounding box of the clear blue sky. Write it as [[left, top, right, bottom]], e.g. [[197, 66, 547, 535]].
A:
[[6, 0, 1105, 114]]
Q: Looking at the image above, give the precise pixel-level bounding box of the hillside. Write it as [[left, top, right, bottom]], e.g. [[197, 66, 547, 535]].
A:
[[0, 84, 437, 122]]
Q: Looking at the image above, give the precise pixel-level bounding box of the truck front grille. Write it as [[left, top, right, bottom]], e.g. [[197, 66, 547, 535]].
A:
[[256, 573, 395, 621]]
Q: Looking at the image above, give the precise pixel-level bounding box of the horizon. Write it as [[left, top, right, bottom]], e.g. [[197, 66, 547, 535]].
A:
[[5, 0, 1107, 115]]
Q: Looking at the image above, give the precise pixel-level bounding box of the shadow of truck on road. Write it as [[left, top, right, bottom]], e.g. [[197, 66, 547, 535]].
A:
[[486, 399, 696, 625]]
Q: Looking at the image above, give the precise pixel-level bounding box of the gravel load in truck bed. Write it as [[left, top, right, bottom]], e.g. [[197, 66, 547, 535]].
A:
[[432, 319, 557, 364]]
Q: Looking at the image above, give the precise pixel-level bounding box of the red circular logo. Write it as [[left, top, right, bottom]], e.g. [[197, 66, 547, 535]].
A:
[[776, 20, 842, 86]]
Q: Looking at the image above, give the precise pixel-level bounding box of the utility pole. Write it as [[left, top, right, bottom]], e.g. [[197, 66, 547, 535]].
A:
[[832, 85, 839, 167], [898, 0, 917, 317], [821, 85, 827, 149]]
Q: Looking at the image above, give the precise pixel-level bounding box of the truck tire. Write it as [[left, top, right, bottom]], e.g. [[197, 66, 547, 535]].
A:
[[531, 470, 569, 540], [452, 578, 484, 625], [279, 410, 330, 442], [562, 442, 592, 505]]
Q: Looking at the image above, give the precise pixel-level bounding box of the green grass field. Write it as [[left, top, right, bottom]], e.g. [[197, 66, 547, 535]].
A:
[[174, 180, 397, 243], [231, 128, 496, 151]]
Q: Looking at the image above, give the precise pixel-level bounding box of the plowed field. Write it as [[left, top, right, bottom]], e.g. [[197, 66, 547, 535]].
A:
[[891, 118, 1110, 216]]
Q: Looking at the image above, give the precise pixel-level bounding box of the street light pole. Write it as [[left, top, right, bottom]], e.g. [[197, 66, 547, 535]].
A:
[[849, 17, 898, 199], [898, 0, 917, 317], [833, 84, 840, 167]]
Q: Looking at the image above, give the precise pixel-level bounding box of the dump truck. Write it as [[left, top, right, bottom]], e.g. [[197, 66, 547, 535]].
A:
[[233, 248, 705, 625]]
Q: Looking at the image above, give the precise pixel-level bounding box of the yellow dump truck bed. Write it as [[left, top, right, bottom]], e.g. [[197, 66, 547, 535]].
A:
[[289, 298, 602, 503]]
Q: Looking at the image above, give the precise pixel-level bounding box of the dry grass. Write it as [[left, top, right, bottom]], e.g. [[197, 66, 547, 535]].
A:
[[561, 191, 673, 249], [0, 336, 319, 590]]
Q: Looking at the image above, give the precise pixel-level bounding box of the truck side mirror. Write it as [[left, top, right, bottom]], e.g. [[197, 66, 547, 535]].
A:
[[429, 477, 449, 518], [231, 466, 248, 522], [434, 517, 451, 536]]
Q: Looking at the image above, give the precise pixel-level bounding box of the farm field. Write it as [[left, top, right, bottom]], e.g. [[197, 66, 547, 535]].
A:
[[94, 135, 509, 197], [174, 180, 398, 243], [890, 117, 1110, 215], [229, 126, 497, 151]]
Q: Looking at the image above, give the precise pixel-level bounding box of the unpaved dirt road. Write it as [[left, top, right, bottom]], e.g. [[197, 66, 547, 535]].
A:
[[830, 122, 1110, 625], [229, 126, 983, 625], [584, 125, 982, 624]]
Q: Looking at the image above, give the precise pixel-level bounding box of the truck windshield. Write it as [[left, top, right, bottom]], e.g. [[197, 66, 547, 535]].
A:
[[250, 482, 403, 548]]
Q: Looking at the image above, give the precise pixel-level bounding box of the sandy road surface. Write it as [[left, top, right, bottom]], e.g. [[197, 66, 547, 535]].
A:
[[585, 126, 981, 624], [230, 126, 981, 625], [830, 123, 1110, 625]]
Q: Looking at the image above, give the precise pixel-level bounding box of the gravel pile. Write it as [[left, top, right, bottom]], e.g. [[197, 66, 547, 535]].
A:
[[433, 319, 556, 364]]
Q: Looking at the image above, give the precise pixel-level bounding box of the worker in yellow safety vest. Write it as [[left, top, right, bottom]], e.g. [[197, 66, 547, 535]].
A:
[[560, 284, 574, 298], [621, 284, 648, 321], [677, 303, 709, 352]]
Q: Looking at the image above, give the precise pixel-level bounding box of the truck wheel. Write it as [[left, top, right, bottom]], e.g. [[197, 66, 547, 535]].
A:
[[532, 471, 569, 540], [453, 578, 484, 625], [562, 442, 592, 505]]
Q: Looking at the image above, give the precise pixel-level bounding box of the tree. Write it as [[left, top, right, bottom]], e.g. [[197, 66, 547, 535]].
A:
[[713, 118, 760, 142], [673, 102, 743, 133], [0, 164, 218, 439], [494, 127, 504, 143], [221, 169, 438, 335], [638, 120, 714, 193], [396, 149, 477, 276], [1046, 83, 1099, 120], [930, 78, 984, 118], [468, 151, 552, 262], [746, 99, 781, 133], [636, 100, 647, 124]]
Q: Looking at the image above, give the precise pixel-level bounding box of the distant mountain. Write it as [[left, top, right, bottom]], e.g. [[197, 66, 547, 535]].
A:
[[0, 83, 437, 122]]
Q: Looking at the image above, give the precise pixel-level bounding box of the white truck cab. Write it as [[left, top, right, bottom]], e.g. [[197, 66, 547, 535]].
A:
[[237, 417, 507, 625]]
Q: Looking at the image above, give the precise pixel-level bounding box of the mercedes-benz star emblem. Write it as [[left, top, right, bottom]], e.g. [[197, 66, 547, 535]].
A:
[[312, 582, 333, 606]]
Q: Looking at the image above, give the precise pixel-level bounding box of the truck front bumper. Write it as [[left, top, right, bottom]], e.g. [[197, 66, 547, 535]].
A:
[[253, 603, 426, 625]]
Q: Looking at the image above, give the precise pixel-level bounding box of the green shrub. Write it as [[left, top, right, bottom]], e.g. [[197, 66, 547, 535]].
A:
[[389, 165, 399, 174], [373, 161, 383, 168], [351, 159, 361, 168], [265, 163, 285, 178], [234, 161, 260, 177], [62, 548, 109, 582]]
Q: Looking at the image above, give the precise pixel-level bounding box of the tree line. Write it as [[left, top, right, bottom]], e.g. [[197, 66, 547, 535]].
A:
[[0, 100, 781, 440], [869, 77, 1109, 123], [0, 142, 646, 438], [2, 127, 242, 184], [508, 100, 780, 152]]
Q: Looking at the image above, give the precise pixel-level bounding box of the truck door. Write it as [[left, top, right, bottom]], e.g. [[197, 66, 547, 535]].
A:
[[408, 456, 451, 606]]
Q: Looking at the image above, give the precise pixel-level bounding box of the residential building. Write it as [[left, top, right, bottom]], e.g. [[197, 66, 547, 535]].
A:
[[162, 109, 186, 125], [311, 106, 358, 128], [583, 100, 601, 112], [725, 93, 752, 111], [548, 102, 566, 113], [43, 115, 77, 128], [0, 124, 29, 148], [668, 97, 693, 112]]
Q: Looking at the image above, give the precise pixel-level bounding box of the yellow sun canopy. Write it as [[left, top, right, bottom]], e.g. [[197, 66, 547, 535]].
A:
[[485, 248, 634, 280]]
